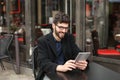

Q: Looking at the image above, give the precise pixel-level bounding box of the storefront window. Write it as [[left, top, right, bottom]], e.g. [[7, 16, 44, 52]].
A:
[[0, 0, 5, 27], [10, 0, 26, 62], [41, 0, 65, 24]]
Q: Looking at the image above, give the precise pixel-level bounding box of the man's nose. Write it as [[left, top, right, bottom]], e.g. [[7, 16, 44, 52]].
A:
[[62, 29, 67, 33]]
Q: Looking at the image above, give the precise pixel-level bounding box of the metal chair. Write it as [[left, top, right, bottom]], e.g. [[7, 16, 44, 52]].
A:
[[0, 34, 14, 70], [31, 46, 52, 80], [31, 46, 39, 79]]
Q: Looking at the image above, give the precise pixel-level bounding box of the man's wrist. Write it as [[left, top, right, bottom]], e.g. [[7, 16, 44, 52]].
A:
[[56, 65, 63, 72]]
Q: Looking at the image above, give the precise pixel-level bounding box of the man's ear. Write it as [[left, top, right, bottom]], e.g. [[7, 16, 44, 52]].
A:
[[52, 23, 55, 29]]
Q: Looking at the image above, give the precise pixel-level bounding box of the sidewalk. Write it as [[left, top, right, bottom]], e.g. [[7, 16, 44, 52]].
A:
[[0, 62, 34, 80]]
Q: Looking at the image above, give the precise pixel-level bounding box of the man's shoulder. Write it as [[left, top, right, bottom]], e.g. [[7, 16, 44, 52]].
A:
[[38, 33, 52, 41], [64, 33, 74, 39]]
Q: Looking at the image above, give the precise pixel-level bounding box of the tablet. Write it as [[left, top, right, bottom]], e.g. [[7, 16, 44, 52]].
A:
[[75, 52, 90, 62]]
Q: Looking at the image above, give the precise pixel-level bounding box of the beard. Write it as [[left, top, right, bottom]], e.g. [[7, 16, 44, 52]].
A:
[[55, 29, 66, 39]]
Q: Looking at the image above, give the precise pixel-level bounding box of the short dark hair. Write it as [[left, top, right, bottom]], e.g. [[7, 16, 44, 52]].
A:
[[53, 11, 70, 25]]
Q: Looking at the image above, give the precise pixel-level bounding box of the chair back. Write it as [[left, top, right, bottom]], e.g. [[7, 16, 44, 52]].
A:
[[0, 34, 13, 57], [32, 46, 39, 79], [91, 30, 99, 55]]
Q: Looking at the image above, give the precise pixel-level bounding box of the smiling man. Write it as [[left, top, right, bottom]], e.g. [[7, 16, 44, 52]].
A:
[[36, 11, 88, 80]]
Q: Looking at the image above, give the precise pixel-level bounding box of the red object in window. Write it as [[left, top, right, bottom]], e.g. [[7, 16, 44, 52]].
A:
[[41, 24, 49, 26], [98, 49, 120, 55], [116, 45, 120, 48], [0, 36, 4, 39], [73, 33, 76, 37], [10, 0, 21, 14], [18, 37, 24, 42]]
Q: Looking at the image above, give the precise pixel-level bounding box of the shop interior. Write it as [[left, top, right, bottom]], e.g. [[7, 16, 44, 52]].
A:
[[97, 1, 120, 59]]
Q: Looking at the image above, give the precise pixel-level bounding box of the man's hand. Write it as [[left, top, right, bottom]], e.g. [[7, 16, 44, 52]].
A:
[[75, 60, 88, 70], [56, 60, 88, 72], [56, 60, 76, 72]]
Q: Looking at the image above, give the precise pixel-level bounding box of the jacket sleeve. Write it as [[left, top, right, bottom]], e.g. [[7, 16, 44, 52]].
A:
[[62, 34, 82, 60], [69, 34, 82, 59], [37, 37, 58, 75]]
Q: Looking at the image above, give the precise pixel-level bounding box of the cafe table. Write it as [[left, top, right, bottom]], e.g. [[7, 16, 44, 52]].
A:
[[46, 62, 120, 80]]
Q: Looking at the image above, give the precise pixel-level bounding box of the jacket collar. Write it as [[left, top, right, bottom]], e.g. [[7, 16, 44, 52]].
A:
[[45, 32, 68, 57], [46, 32, 57, 56]]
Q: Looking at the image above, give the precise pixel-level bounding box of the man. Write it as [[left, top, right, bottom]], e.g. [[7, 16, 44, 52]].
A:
[[36, 11, 88, 80]]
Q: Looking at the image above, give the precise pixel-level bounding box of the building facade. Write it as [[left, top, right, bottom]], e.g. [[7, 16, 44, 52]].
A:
[[0, 0, 120, 65]]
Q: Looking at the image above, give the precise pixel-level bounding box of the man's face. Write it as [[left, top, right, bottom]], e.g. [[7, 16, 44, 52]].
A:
[[53, 23, 69, 40]]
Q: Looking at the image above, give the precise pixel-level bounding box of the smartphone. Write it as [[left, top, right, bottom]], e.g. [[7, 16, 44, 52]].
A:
[[75, 52, 90, 62]]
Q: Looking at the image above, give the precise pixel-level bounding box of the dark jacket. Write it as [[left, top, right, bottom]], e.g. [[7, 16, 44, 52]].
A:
[[36, 32, 81, 80]]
